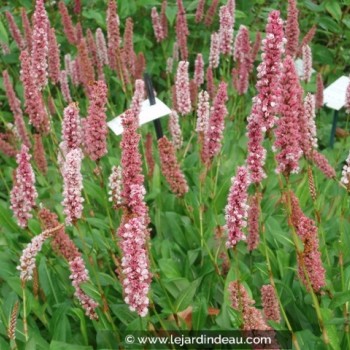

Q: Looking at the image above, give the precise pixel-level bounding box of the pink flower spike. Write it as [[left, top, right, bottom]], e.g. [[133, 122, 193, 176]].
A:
[[169, 110, 183, 149], [209, 32, 220, 69], [62, 102, 82, 151], [194, 53, 204, 87], [2, 70, 30, 147], [311, 152, 336, 179], [33, 134, 47, 174], [60, 70, 72, 103], [234, 25, 252, 95], [0, 138, 17, 158], [62, 148, 84, 226], [304, 93, 318, 151], [10, 145, 38, 228], [20, 50, 50, 134], [21, 8, 32, 52], [261, 284, 281, 323], [74, 0, 82, 14], [218, 6, 234, 55], [107, 0, 121, 71], [285, 0, 300, 58], [118, 216, 151, 317], [229, 281, 271, 331], [158, 136, 188, 197], [151, 7, 164, 42], [204, 0, 219, 27], [247, 192, 261, 251], [225, 166, 250, 248], [5, 11, 25, 49], [256, 10, 285, 130], [96, 28, 109, 66], [290, 191, 326, 292], [161, 1, 168, 39], [124, 18, 136, 77], [298, 25, 316, 56], [77, 38, 95, 93], [196, 90, 210, 134], [176, 0, 189, 60], [195, 0, 205, 23], [69, 256, 99, 320], [176, 61, 191, 116], [18, 226, 62, 282], [109, 165, 123, 208], [130, 79, 145, 119], [87, 29, 99, 69], [31, 0, 50, 89], [302, 45, 312, 82], [201, 82, 228, 163], [273, 56, 303, 176], [251, 32, 262, 65], [206, 67, 215, 100], [59, 1, 77, 45], [48, 28, 61, 85], [84, 81, 108, 162]]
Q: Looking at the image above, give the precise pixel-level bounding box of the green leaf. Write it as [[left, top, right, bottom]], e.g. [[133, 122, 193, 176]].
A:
[[329, 291, 350, 309], [50, 341, 93, 350], [325, 1, 342, 21], [174, 278, 201, 313]]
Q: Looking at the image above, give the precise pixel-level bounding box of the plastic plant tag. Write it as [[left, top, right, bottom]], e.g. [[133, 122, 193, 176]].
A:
[[323, 76, 350, 111], [294, 58, 315, 77], [107, 98, 172, 135]]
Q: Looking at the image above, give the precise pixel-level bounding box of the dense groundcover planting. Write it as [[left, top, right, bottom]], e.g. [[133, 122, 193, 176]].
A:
[[1, 0, 350, 349]]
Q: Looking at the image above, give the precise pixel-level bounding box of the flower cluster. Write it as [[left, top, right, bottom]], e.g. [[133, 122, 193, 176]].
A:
[[209, 32, 220, 69], [61, 149, 84, 225], [225, 166, 250, 248], [17, 225, 63, 282], [229, 281, 271, 331], [158, 136, 188, 197], [201, 82, 228, 163], [176, 0, 189, 60], [69, 257, 99, 320], [285, 0, 300, 57], [247, 192, 261, 251], [218, 5, 234, 55], [59, 1, 77, 45], [108, 165, 123, 208], [2, 70, 30, 147], [20, 50, 50, 134], [84, 81, 108, 161], [175, 61, 191, 115], [194, 53, 204, 87], [62, 103, 82, 151], [31, 0, 49, 89], [289, 191, 326, 292], [261, 284, 281, 322], [10, 145, 38, 228], [48, 28, 61, 85], [33, 134, 47, 174], [302, 45, 312, 82], [273, 56, 303, 175], [169, 110, 183, 149], [196, 90, 210, 135]]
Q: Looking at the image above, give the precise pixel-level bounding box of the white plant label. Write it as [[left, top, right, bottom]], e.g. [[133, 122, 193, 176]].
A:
[[107, 98, 172, 135], [323, 75, 349, 111]]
